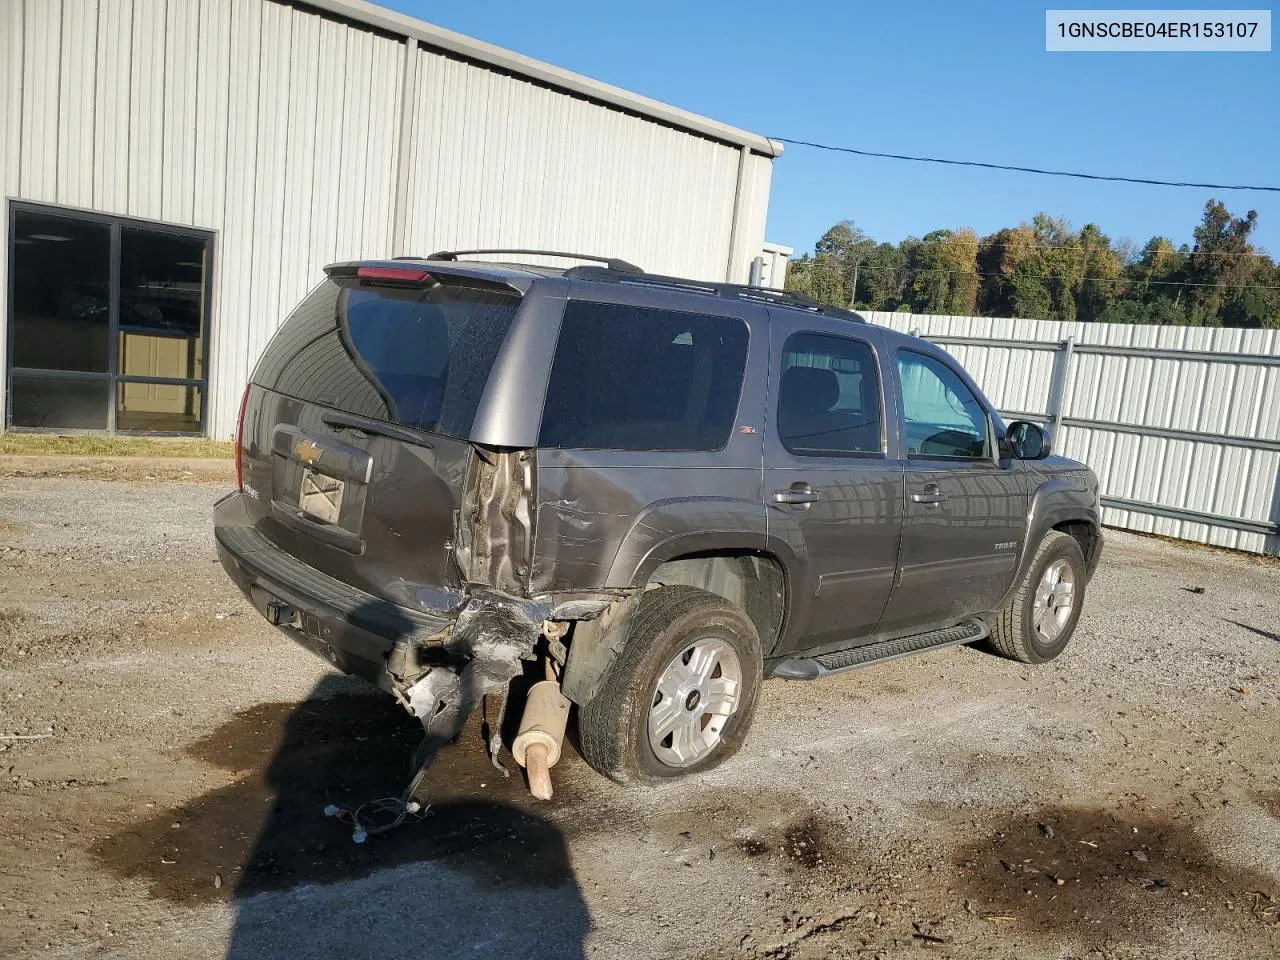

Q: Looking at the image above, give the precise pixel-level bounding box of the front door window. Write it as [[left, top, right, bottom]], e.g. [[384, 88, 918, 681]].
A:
[[897, 349, 990, 459]]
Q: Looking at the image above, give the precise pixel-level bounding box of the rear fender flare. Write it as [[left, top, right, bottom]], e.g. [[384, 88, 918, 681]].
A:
[[559, 500, 807, 704], [607, 501, 808, 638], [604, 498, 776, 587]]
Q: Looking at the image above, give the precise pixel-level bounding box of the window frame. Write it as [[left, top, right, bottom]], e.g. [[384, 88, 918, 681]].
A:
[[775, 329, 888, 460], [895, 347, 996, 462], [5, 199, 215, 436]]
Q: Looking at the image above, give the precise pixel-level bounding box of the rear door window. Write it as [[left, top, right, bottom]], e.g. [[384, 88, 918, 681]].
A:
[[538, 300, 749, 451], [777, 332, 883, 457], [251, 279, 519, 438], [897, 350, 990, 459]]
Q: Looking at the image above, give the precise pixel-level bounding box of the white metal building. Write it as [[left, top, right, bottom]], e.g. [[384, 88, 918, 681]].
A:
[[1, 0, 782, 438]]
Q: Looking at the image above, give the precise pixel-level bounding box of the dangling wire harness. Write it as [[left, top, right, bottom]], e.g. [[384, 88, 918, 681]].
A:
[[323, 765, 431, 844]]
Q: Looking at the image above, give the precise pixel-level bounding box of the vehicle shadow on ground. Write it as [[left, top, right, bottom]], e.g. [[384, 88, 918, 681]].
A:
[[93, 675, 590, 959]]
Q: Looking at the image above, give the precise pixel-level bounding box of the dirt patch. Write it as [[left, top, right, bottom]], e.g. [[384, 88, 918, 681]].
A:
[[92, 684, 587, 904], [0, 606, 28, 630], [955, 804, 1280, 943], [646, 791, 849, 878], [0, 609, 246, 664], [781, 816, 832, 870], [1256, 792, 1280, 820], [1120, 528, 1280, 569]]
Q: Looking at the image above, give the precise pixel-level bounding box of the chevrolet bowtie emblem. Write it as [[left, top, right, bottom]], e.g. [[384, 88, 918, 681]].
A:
[[294, 440, 323, 465]]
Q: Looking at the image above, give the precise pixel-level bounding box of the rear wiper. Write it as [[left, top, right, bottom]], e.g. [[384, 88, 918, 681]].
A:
[[321, 411, 434, 448]]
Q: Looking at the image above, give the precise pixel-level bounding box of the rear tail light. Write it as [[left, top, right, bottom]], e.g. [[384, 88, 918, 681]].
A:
[[235, 384, 250, 492]]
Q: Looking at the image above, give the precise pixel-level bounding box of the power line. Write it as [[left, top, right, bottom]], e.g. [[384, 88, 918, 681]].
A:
[[816, 237, 1274, 260], [773, 138, 1280, 194], [895, 237, 1273, 260], [817, 261, 1280, 291]]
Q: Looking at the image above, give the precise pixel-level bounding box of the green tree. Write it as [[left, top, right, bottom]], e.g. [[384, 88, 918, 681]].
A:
[[1122, 237, 1189, 324], [817, 221, 876, 304], [785, 253, 844, 304], [789, 201, 1276, 327], [978, 225, 1051, 319], [901, 229, 979, 315], [787, 221, 876, 305], [1184, 200, 1260, 326], [855, 242, 906, 310], [1221, 258, 1280, 328], [1074, 223, 1124, 323]]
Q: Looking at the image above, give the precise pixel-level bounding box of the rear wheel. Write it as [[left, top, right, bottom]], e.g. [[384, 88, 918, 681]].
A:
[[988, 530, 1086, 664], [578, 586, 762, 784]]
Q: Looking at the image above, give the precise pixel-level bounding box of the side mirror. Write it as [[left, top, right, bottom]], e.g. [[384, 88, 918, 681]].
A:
[[1004, 421, 1052, 460]]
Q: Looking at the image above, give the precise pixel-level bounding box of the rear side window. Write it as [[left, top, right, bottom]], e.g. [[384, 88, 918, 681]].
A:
[[778, 333, 883, 457], [897, 350, 990, 459], [538, 300, 749, 451], [251, 279, 519, 438]]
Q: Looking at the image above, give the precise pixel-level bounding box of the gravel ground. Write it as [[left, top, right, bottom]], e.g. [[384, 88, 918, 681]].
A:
[[1, 473, 1277, 960]]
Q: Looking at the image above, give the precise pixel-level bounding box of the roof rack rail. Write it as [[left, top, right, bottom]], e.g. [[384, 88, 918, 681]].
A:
[[425, 249, 644, 274], [561, 265, 865, 323]]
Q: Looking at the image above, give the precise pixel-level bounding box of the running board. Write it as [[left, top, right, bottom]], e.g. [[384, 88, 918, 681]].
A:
[[768, 619, 989, 680]]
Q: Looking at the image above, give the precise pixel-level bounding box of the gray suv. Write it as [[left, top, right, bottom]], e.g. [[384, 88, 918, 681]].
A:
[[214, 250, 1102, 792]]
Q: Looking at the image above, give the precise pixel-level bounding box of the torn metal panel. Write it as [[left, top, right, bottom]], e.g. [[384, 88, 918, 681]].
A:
[[450, 590, 547, 656], [397, 589, 547, 770], [547, 597, 615, 621], [456, 447, 536, 595], [560, 591, 642, 704]]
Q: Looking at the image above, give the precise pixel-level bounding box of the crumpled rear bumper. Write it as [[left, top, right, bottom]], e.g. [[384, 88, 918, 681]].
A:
[[213, 491, 547, 713], [214, 496, 455, 691]]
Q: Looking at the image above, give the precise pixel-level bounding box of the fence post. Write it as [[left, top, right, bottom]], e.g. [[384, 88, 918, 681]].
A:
[[1050, 335, 1076, 441]]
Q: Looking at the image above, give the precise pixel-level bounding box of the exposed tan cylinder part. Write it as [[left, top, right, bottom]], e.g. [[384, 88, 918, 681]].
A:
[[513, 680, 571, 769], [525, 743, 553, 801]]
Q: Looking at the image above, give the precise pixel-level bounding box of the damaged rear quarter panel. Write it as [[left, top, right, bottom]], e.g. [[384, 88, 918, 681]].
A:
[[530, 449, 768, 592]]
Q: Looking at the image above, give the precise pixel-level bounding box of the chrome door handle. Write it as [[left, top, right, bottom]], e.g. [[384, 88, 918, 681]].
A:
[[911, 485, 948, 505], [773, 487, 822, 505]]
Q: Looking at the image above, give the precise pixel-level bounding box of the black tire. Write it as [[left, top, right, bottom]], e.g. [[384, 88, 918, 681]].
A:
[[578, 585, 763, 784], [987, 530, 1087, 664]]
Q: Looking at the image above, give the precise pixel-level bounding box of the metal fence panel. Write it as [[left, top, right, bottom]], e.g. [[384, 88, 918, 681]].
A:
[[869, 311, 1280, 556]]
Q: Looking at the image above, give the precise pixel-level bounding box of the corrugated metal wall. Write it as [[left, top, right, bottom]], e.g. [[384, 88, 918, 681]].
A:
[[868, 311, 1280, 556], [0, 0, 776, 438], [402, 50, 750, 279]]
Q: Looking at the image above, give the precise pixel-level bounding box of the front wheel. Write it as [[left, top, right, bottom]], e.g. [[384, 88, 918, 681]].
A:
[[578, 586, 763, 784], [987, 530, 1087, 664]]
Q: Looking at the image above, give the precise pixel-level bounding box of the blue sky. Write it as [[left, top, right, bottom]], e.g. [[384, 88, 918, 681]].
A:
[[390, 1, 1279, 257]]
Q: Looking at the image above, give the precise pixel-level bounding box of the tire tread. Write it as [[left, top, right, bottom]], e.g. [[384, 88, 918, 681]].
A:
[[989, 530, 1080, 663], [578, 585, 760, 784]]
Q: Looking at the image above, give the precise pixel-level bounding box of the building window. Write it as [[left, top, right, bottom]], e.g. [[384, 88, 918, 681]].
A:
[[7, 204, 212, 434]]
